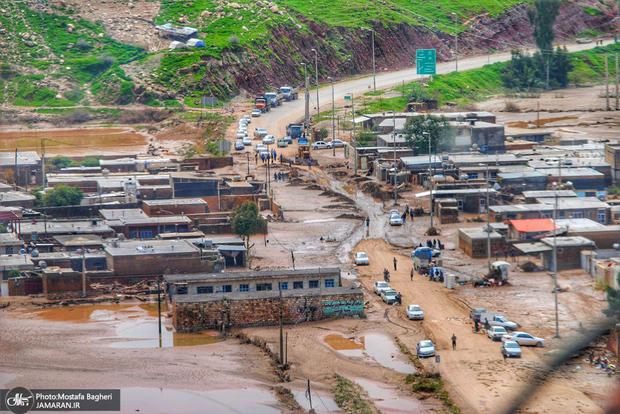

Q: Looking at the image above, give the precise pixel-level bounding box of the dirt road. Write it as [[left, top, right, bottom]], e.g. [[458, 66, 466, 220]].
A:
[[353, 238, 606, 414]]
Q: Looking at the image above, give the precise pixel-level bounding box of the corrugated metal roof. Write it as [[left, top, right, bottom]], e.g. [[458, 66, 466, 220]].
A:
[[508, 219, 556, 233]]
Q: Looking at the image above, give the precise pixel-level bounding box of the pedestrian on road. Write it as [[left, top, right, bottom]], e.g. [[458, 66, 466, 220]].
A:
[[410, 268, 414, 281], [484, 318, 491, 332], [308, 159, 312, 169], [401, 212, 406, 223], [261, 153, 265, 163], [346, 161, 350, 170], [396, 292, 402, 306], [433, 239, 437, 248], [274, 172, 277, 182], [288, 171, 293, 180], [366, 217, 370, 227], [504, 249, 508, 260], [452, 334, 457, 350], [510, 248, 516, 261], [393, 257, 398, 271], [410, 210, 414, 220], [405, 204, 409, 214], [255, 152, 258, 164]]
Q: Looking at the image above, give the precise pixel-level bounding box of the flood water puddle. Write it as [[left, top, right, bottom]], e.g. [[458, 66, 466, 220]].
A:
[[324, 333, 416, 374], [120, 387, 281, 413], [293, 387, 341, 413], [0, 128, 147, 156], [355, 378, 421, 413], [17, 302, 222, 348]]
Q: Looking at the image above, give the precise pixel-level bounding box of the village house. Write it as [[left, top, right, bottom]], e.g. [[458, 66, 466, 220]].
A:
[[514, 236, 596, 270], [507, 219, 557, 241], [490, 197, 610, 223], [142, 198, 209, 216], [0, 151, 42, 188], [100, 208, 192, 239], [458, 227, 505, 258], [165, 267, 364, 332]]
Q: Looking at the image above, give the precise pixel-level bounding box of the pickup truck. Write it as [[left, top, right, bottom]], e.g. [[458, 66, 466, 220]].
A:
[[480, 312, 518, 331], [264, 91, 284, 108], [280, 85, 299, 101]]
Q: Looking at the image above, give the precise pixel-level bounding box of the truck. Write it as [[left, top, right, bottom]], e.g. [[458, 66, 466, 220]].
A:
[[297, 136, 310, 159], [479, 312, 518, 331], [286, 123, 304, 139], [264, 91, 284, 108], [411, 247, 433, 274], [280, 85, 298, 101], [254, 96, 270, 113]]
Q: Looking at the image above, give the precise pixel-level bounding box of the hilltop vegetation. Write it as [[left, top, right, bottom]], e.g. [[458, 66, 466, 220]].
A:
[[0, 0, 614, 108]]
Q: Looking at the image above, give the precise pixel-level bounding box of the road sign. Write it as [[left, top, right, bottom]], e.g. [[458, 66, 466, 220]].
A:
[[344, 95, 351, 101], [416, 49, 436, 75]]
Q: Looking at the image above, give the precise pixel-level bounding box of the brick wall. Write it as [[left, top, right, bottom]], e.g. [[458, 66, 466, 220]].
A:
[[42, 272, 94, 299], [108, 253, 223, 277], [172, 292, 364, 332]]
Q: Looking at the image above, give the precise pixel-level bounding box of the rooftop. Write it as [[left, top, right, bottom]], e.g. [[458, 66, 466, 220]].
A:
[[0, 191, 36, 203], [104, 239, 200, 257], [143, 198, 207, 206], [416, 188, 496, 198], [0, 151, 40, 166], [458, 227, 504, 240], [53, 234, 106, 247], [174, 286, 360, 303], [508, 219, 556, 233], [100, 208, 192, 225], [19, 220, 113, 236], [164, 267, 341, 283], [534, 167, 604, 177], [541, 236, 596, 247], [554, 218, 604, 229], [522, 190, 577, 199]]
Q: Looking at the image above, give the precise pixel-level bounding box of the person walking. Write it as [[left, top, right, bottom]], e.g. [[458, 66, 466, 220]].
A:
[[261, 153, 265, 163], [510, 248, 516, 262], [504, 249, 508, 260], [405, 204, 409, 214], [410, 209, 414, 220], [308, 159, 312, 169], [452, 334, 457, 350], [393, 257, 398, 271], [401, 212, 406, 223], [255, 152, 258, 164], [366, 217, 370, 227], [590, 352, 595, 366], [410, 268, 414, 281], [396, 292, 402, 306], [274, 172, 278, 182]]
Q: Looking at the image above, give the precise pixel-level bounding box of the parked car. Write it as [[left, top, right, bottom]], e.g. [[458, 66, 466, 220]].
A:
[[312, 140, 332, 150], [354, 252, 369, 265], [282, 136, 293, 144], [381, 289, 398, 304], [254, 144, 267, 152], [417, 340, 435, 358], [389, 209, 400, 216], [254, 128, 268, 138], [242, 136, 252, 146], [238, 123, 247, 131], [277, 139, 289, 148], [263, 135, 275, 145], [243, 115, 251, 123], [234, 141, 245, 151], [330, 139, 345, 148], [480, 312, 518, 331], [501, 341, 522, 358], [259, 148, 270, 157], [487, 326, 508, 341], [251, 109, 261, 117], [373, 281, 390, 295], [407, 305, 424, 320], [501, 332, 545, 347], [236, 131, 247, 140], [470, 308, 486, 322], [389, 214, 403, 226]]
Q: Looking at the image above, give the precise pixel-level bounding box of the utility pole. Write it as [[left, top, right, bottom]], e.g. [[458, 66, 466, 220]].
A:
[[81, 249, 86, 298], [606, 54, 610, 111], [616, 54, 619, 110], [452, 13, 458, 72], [311, 49, 319, 118], [246, 152, 250, 177], [371, 29, 376, 92], [424, 132, 433, 228], [306, 380, 313, 411], [329, 77, 336, 156], [302, 63, 309, 131], [485, 163, 491, 273], [553, 190, 560, 338], [393, 111, 397, 205], [545, 59, 550, 92], [41, 139, 46, 188], [279, 282, 284, 365], [14, 148, 19, 190], [350, 93, 357, 175], [158, 276, 162, 335]]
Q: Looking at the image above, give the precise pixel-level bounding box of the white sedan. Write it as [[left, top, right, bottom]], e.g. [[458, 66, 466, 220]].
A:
[[417, 340, 435, 358], [312, 141, 332, 150], [373, 281, 390, 295], [242, 136, 252, 146], [253, 144, 267, 152], [330, 139, 345, 148], [243, 115, 251, 123], [354, 252, 369, 265], [407, 305, 424, 320], [251, 109, 261, 117], [262, 135, 275, 145], [501, 332, 545, 347], [389, 214, 403, 226]]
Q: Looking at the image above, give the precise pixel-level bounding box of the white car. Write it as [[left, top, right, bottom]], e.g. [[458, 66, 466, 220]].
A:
[[238, 123, 248, 131], [501, 341, 522, 358], [389, 214, 403, 226], [487, 326, 508, 341], [354, 252, 369, 265], [330, 139, 345, 148], [373, 281, 390, 295], [312, 141, 332, 150], [254, 128, 268, 138], [407, 305, 424, 320], [501, 332, 545, 347], [251, 109, 261, 117], [381, 289, 398, 304], [262, 135, 275, 145], [243, 115, 251, 124], [389, 209, 400, 216], [417, 340, 435, 358], [254, 144, 267, 152], [234, 141, 245, 151], [236, 131, 247, 139], [242, 136, 252, 146]]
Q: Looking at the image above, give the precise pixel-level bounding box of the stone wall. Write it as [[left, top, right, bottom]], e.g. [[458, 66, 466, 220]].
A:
[[172, 292, 364, 332]]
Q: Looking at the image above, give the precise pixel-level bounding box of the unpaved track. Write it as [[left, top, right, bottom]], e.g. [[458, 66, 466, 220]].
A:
[[353, 238, 604, 414]]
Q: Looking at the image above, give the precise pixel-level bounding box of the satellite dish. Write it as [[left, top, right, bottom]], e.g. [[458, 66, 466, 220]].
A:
[[38, 261, 47, 269], [31, 249, 39, 257]]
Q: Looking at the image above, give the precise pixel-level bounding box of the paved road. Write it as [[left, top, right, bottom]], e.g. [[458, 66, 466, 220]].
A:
[[252, 39, 615, 137]]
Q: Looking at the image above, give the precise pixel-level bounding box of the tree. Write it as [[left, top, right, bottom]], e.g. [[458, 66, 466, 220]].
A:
[[501, 50, 543, 91], [8, 268, 21, 279], [604, 272, 620, 320], [407, 82, 432, 103], [403, 115, 454, 154], [49, 156, 74, 169], [79, 157, 102, 167], [527, 0, 560, 54], [42, 185, 84, 207], [550, 46, 574, 88], [230, 201, 265, 267]]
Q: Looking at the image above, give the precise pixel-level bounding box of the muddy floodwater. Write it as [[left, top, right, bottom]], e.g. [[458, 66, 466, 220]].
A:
[[324, 333, 416, 374], [0, 128, 148, 156], [17, 302, 222, 348]]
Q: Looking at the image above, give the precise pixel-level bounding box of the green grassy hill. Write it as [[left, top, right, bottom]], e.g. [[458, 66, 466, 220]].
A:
[[0, 0, 614, 109]]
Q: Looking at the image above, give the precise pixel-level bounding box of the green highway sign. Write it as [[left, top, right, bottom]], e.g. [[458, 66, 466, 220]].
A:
[[344, 95, 351, 100], [416, 49, 436, 75]]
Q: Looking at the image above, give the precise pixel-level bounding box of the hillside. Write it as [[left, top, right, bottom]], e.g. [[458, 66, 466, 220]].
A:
[[0, 0, 616, 108]]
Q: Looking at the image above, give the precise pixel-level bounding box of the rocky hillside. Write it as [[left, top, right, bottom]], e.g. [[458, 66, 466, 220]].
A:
[[0, 0, 615, 108]]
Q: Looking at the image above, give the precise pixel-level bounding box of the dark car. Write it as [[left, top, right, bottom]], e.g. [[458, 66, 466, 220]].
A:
[[470, 308, 486, 322]]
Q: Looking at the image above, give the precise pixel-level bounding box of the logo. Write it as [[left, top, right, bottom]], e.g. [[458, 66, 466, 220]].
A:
[[5, 387, 34, 414]]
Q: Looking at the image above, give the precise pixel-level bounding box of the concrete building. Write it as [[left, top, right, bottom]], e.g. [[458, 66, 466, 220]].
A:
[[490, 197, 609, 223], [0, 191, 36, 209], [164, 267, 364, 331], [514, 236, 596, 270], [18, 220, 115, 242], [458, 227, 505, 258], [605, 143, 620, 185], [142, 198, 209, 216], [0, 233, 24, 254], [416, 188, 497, 214], [53, 234, 106, 252], [507, 219, 556, 241], [0, 151, 42, 187], [100, 208, 192, 239]]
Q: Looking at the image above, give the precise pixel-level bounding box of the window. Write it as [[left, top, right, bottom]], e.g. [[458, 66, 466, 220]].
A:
[[222, 285, 232, 293], [197, 286, 213, 294], [239, 284, 249, 292], [140, 230, 153, 239], [309, 280, 319, 289], [256, 283, 272, 291], [598, 210, 606, 224], [324, 279, 335, 288], [177, 286, 188, 295], [571, 211, 584, 219], [280, 282, 288, 290], [468, 173, 479, 179], [293, 281, 304, 289], [558, 210, 565, 219]]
